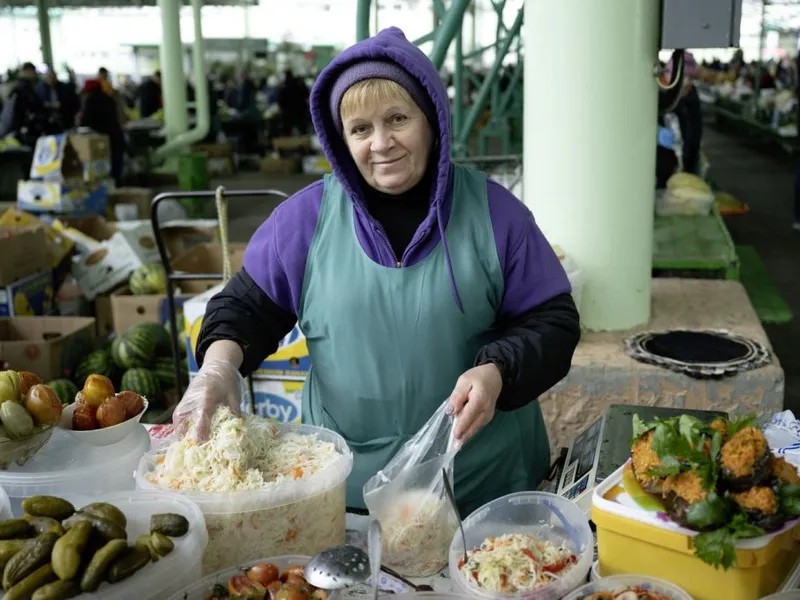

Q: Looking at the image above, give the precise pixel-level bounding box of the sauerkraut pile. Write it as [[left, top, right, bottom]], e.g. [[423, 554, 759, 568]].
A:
[[145, 407, 346, 573], [377, 489, 458, 577]]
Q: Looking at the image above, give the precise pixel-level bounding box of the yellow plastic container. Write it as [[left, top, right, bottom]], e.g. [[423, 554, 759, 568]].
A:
[[593, 464, 800, 600]]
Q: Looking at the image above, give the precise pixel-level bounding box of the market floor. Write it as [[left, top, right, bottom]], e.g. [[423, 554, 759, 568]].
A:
[[209, 127, 800, 415]]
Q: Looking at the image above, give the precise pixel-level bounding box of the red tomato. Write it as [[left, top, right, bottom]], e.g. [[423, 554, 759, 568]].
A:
[[248, 563, 280, 586], [228, 574, 266, 598]]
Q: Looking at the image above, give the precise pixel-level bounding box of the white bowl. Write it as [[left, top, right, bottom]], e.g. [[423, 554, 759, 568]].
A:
[[59, 400, 148, 446]]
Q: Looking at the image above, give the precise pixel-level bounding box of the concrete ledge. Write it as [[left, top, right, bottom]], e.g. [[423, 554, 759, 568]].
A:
[[540, 278, 785, 451]]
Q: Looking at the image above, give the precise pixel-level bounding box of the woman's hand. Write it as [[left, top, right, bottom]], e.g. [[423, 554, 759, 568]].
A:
[[446, 363, 503, 449]]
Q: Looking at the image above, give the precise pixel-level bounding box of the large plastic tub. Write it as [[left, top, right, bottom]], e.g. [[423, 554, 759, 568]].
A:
[[593, 462, 800, 600], [46, 490, 207, 600], [562, 575, 692, 600], [0, 484, 10, 521], [448, 491, 593, 600], [166, 554, 320, 600], [0, 425, 150, 514], [135, 423, 353, 574]]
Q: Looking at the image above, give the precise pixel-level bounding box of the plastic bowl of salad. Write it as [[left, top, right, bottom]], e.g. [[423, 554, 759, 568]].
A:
[[561, 575, 693, 600], [448, 491, 593, 600]]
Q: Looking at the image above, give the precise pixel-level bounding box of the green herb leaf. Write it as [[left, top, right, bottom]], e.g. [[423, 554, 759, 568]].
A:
[[727, 414, 757, 439], [647, 455, 682, 477], [678, 415, 704, 446], [693, 528, 737, 570], [631, 414, 651, 439], [686, 493, 731, 530], [781, 496, 800, 518], [778, 483, 800, 499], [728, 512, 765, 540]]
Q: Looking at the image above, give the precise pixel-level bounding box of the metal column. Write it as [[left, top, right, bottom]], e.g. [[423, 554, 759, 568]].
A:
[[523, 0, 660, 330], [36, 0, 54, 68], [158, 0, 189, 142]]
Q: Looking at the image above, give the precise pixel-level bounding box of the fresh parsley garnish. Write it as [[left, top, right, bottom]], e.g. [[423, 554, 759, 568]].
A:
[[727, 414, 757, 438], [693, 513, 764, 570]]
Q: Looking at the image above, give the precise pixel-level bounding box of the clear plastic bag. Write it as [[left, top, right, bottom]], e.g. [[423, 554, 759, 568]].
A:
[[363, 401, 459, 578]]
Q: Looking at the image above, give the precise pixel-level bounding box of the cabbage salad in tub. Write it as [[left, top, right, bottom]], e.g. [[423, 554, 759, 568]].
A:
[[140, 407, 351, 573]]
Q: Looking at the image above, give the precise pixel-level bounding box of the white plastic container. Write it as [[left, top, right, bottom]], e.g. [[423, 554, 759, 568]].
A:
[[590, 560, 602, 582], [562, 575, 693, 600], [167, 554, 326, 600], [135, 423, 353, 574], [44, 490, 207, 600], [0, 484, 11, 520], [448, 491, 593, 600], [0, 424, 150, 514]]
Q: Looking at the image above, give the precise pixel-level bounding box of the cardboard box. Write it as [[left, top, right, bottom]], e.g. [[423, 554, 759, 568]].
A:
[[17, 180, 108, 216], [183, 281, 309, 380], [250, 379, 303, 423], [107, 187, 152, 222], [68, 220, 161, 300], [0, 226, 50, 287], [260, 156, 300, 174], [0, 210, 74, 268], [0, 316, 95, 381], [161, 220, 219, 260], [0, 271, 54, 317], [171, 242, 245, 275], [302, 154, 332, 175], [30, 133, 110, 182]]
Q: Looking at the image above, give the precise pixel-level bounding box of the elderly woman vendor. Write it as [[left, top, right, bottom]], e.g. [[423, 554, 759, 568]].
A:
[[173, 27, 581, 515]]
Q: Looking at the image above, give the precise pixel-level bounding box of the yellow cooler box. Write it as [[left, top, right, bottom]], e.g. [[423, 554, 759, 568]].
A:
[[593, 463, 800, 600]]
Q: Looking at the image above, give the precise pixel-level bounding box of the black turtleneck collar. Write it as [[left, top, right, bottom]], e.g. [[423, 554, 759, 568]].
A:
[[361, 167, 434, 261]]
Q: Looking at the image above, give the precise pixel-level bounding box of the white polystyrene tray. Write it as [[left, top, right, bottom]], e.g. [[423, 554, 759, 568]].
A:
[[0, 425, 150, 508], [562, 575, 693, 600], [593, 461, 800, 550], [166, 555, 321, 600], [0, 490, 207, 600]]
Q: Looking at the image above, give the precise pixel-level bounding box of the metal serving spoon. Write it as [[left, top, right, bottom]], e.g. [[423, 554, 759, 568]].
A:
[[368, 519, 382, 600], [442, 466, 469, 567], [304, 544, 371, 590]]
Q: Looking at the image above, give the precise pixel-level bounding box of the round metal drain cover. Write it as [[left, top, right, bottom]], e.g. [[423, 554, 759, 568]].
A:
[[624, 329, 771, 379]]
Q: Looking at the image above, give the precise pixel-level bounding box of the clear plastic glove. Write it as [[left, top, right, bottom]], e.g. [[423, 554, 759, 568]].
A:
[[172, 359, 244, 442]]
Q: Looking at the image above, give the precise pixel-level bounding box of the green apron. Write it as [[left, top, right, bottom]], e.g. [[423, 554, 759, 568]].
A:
[[299, 164, 550, 515]]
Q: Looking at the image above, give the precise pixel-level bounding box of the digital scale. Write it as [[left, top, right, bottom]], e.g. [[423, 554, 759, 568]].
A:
[[555, 404, 727, 515]]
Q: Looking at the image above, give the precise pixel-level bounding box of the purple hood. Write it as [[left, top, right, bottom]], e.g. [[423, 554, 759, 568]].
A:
[[310, 27, 465, 309]]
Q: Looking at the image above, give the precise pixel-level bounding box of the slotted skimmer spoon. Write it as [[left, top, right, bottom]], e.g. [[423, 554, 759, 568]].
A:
[[305, 544, 371, 590], [368, 519, 383, 600]]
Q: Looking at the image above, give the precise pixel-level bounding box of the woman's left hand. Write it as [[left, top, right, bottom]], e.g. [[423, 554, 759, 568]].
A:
[[447, 364, 503, 449]]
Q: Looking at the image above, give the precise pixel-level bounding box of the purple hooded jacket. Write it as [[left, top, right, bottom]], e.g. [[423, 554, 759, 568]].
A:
[[243, 27, 570, 323]]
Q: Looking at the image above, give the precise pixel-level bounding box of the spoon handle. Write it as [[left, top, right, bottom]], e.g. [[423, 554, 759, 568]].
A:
[[441, 467, 469, 566], [368, 519, 383, 600]]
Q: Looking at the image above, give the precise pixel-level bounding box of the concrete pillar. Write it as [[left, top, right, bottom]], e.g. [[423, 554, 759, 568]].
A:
[[36, 0, 53, 68], [158, 0, 188, 141], [523, 0, 659, 331]]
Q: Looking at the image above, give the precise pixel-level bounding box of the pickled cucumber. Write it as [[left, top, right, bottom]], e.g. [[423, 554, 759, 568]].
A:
[[62, 512, 125, 541], [52, 521, 92, 581], [22, 497, 75, 521], [149, 532, 174, 557], [80, 503, 126, 529], [32, 579, 81, 600], [4, 564, 56, 600], [150, 513, 189, 537], [106, 546, 150, 583], [0, 519, 33, 540], [24, 517, 64, 537], [0, 540, 26, 570], [80, 539, 127, 593], [3, 533, 58, 590]]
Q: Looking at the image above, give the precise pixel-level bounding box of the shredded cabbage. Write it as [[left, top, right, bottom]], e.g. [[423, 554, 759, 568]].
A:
[[459, 533, 578, 593], [378, 490, 457, 577], [145, 407, 346, 573]]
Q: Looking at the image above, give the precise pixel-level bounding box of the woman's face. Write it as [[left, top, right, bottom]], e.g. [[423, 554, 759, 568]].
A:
[[342, 96, 432, 195]]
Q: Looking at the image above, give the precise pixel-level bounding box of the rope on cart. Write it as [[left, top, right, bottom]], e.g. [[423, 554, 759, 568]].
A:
[[149, 186, 290, 423]]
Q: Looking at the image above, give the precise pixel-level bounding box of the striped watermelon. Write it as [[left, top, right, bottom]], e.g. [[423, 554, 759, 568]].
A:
[[129, 264, 167, 295], [75, 349, 114, 388], [121, 368, 161, 402], [112, 330, 156, 370], [129, 322, 171, 356], [151, 357, 188, 390], [47, 379, 79, 405]]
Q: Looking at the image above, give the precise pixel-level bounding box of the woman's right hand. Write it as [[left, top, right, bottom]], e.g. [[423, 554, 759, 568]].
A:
[[173, 341, 245, 441]]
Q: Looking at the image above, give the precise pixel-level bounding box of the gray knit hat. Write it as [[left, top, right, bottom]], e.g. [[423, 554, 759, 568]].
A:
[[328, 60, 437, 134]]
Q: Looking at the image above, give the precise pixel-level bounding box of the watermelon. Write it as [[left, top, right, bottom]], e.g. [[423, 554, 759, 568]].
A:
[[121, 368, 161, 403], [75, 349, 114, 388], [152, 357, 189, 389], [112, 330, 156, 370], [47, 379, 79, 406], [129, 264, 167, 295], [128, 322, 171, 355], [163, 321, 186, 358]]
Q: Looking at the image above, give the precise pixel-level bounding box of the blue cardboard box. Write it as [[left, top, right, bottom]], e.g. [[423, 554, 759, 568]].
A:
[[0, 270, 54, 317]]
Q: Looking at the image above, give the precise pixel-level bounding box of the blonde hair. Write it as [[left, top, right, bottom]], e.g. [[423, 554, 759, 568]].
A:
[[339, 78, 416, 120]]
